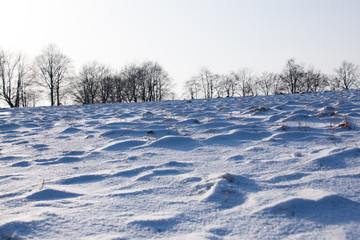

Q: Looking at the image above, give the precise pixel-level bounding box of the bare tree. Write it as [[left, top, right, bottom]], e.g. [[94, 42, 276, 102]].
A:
[[183, 77, 201, 99], [280, 59, 305, 94], [213, 75, 225, 98], [143, 61, 172, 101], [256, 72, 277, 96], [116, 61, 172, 103], [120, 64, 141, 103], [333, 61, 359, 90], [218, 74, 237, 98], [232, 68, 254, 97], [97, 66, 113, 103], [35, 44, 72, 106], [303, 68, 329, 92], [154, 63, 172, 101], [195, 67, 219, 99], [22, 90, 40, 107], [72, 61, 113, 104], [73, 62, 99, 104], [110, 74, 125, 103], [0, 49, 31, 107], [73, 62, 98, 104]]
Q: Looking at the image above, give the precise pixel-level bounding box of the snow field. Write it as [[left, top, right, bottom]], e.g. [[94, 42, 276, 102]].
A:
[[0, 90, 360, 239]]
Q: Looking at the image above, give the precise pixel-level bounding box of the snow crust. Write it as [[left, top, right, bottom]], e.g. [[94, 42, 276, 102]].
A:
[[1, 90, 360, 239]]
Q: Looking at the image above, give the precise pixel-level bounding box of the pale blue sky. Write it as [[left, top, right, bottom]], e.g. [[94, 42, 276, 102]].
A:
[[1, 0, 360, 95]]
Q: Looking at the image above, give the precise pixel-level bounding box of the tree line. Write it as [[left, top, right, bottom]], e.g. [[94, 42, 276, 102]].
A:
[[0, 44, 173, 107], [1, 44, 360, 107], [183, 59, 360, 99]]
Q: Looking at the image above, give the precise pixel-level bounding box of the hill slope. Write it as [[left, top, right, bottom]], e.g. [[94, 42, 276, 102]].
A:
[[1, 90, 360, 239]]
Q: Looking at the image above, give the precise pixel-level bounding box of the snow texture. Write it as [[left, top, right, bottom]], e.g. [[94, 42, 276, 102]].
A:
[[1, 90, 360, 239]]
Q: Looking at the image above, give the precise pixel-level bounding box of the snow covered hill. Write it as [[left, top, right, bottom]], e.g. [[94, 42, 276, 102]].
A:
[[1, 90, 360, 239]]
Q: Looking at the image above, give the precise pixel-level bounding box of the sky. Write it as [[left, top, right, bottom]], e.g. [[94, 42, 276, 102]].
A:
[[1, 0, 360, 96]]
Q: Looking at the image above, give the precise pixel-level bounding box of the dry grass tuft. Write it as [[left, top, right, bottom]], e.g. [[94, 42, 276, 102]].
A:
[[0, 232, 16, 240], [221, 173, 234, 183], [251, 106, 267, 113], [281, 125, 288, 131], [337, 115, 352, 129]]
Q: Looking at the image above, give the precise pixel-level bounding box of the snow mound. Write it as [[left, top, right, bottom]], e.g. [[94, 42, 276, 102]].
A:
[[259, 194, 360, 224], [60, 174, 109, 185], [103, 140, 147, 151], [61, 127, 82, 134], [147, 136, 202, 151], [204, 130, 272, 146], [192, 173, 260, 208], [127, 213, 180, 233], [26, 189, 82, 201]]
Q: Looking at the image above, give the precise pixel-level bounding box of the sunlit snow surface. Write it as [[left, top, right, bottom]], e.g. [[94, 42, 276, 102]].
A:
[[1, 90, 360, 239]]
